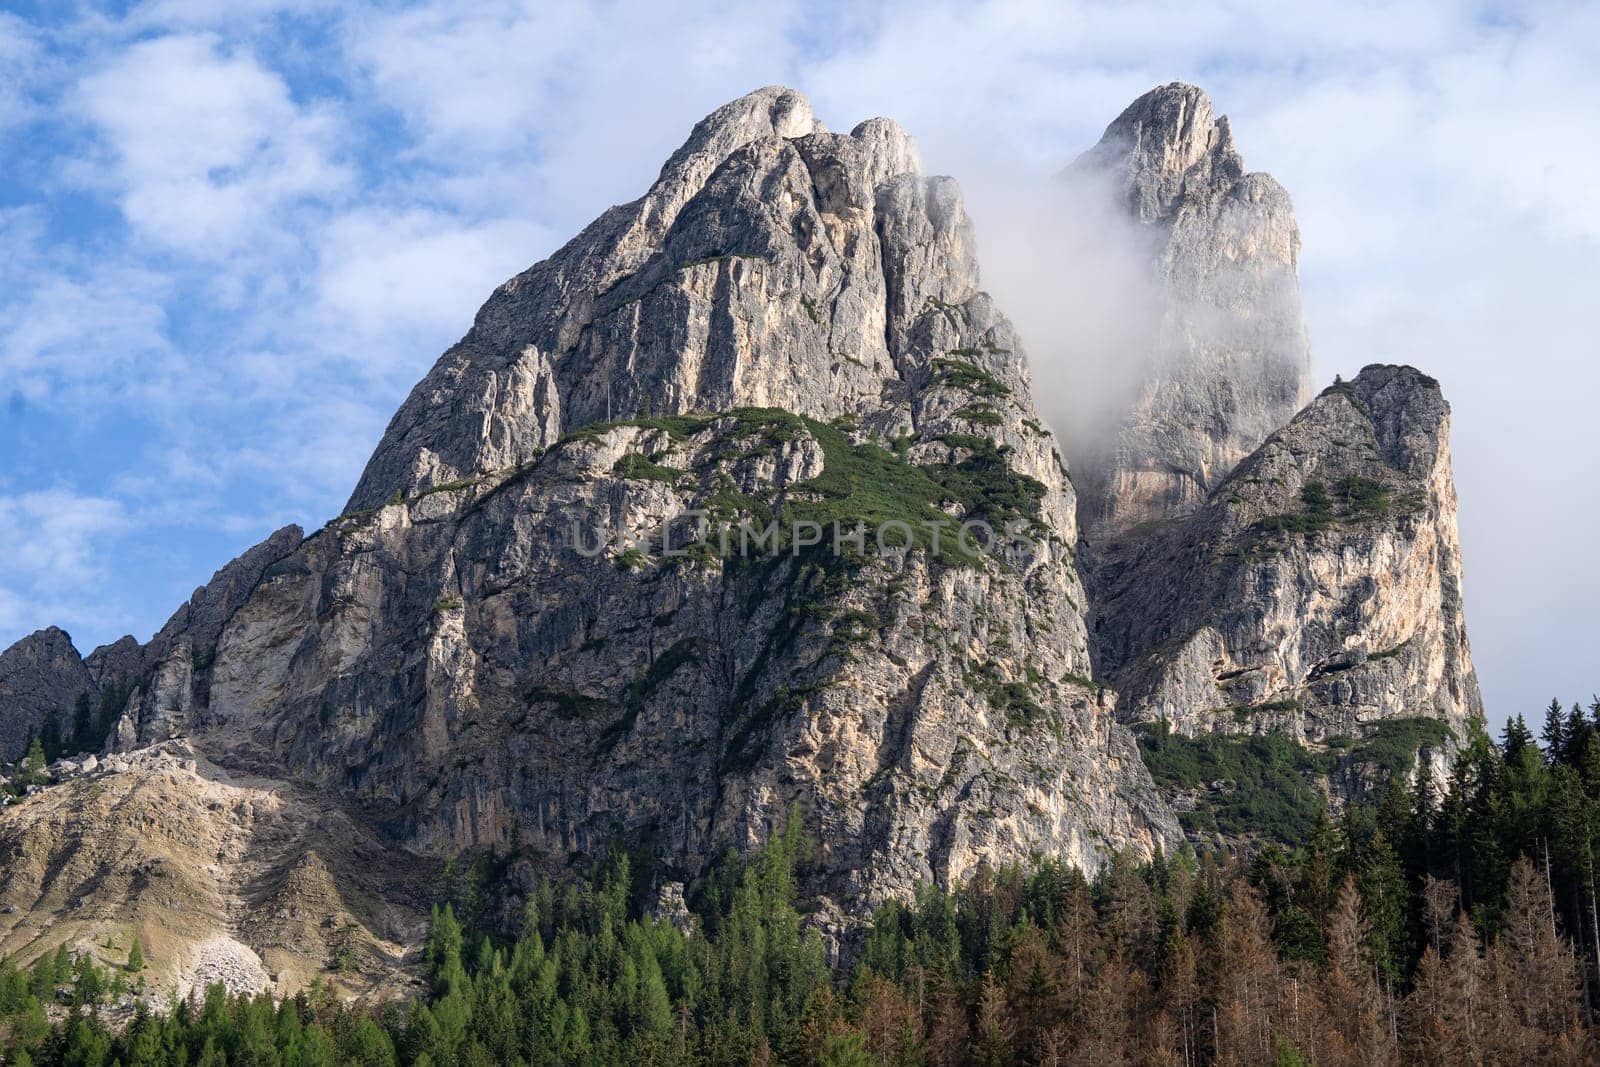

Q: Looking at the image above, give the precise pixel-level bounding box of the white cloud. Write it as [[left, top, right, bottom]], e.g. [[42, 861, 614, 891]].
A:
[[0, 208, 179, 409], [342, 0, 805, 226], [0, 490, 126, 579], [314, 208, 551, 349], [72, 33, 350, 254]]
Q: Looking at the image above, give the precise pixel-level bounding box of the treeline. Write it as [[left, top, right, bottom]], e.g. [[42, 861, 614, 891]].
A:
[[7, 703, 1600, 1064]]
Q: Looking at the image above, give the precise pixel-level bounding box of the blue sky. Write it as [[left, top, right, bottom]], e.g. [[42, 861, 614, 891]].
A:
[[1, 0, 1596, 728]]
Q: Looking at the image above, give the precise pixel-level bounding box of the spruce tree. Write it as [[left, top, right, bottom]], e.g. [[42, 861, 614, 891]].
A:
[[1544, 697, 1569, 764]]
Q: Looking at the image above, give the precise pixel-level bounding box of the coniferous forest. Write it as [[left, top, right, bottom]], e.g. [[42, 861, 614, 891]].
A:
[[7, 702, 1600, 1065]]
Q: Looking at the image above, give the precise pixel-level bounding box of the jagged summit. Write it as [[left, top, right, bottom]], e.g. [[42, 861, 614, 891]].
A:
[[1073, 82, 1243, 224], [347, 86, 928, 513], [0, 627, 92, 760], [1068, 82, 1313, 540], [0, 86, 1179, 975]]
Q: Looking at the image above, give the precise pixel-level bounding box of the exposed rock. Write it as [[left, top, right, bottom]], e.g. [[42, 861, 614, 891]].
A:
[[1068, 83, 1312, 539], [0, 741, 428, 999], [84, 634, 142, 690], [1090, 364, 1480, 757], [0, 627, 94, 761], [652, 882, 696, 937]]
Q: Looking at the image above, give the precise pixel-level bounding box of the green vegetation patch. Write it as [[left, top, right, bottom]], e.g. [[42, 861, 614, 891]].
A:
[[1140, 715, 1455, 843], [613, 453, 684, 483], [965, 659, 1051, 731], [953, 403, 1004, 427], [1226, 697, 1304, 722], [1137, 723, 1338, 843], [524, 687, 614, 720], [931, 356, 1009, 400], [1255, 475, 1396, 537], [1350, 716, 1453, 776]]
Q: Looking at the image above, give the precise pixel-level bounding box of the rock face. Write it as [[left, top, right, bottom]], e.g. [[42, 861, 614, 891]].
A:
[[1068, 83, 1313, 540], [349, 89, 932, 512], [1, 87, 1179, 944], [0, 628, 94, 761], [1090, 364, 1481, 749], [102, 523, 305, 747]]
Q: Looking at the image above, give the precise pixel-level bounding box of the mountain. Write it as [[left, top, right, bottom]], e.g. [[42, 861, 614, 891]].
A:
[[1067, 83, 1313, 540], [0, 84, 1476, 996], [1092, 365, 1479, 734]]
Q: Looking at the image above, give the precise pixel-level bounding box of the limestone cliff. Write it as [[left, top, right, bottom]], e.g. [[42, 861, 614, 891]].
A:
[[0, 84, 1482, 985], [1068, 83, 1313, 539], [1090, 364, 1481, 757]]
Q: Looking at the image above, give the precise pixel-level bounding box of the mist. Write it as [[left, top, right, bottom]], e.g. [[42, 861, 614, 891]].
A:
[[956, 164, 1166, 468]]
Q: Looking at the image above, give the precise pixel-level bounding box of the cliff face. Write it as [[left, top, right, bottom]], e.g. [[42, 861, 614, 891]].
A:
[[1090, 364, 1481, 752], [0, 628, 94, 760], [348, 90, 930, 513], [1, 88, 1177, 948], [1068, 83, 1313, 540]]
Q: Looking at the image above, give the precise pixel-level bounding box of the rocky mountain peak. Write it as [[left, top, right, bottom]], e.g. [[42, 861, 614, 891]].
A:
[[1067, 82, 1313, 540], [1090, 361, 1480, 776], [0, 87, 1181, 947], [0, 626, 93, 760], [347, 87, 935, 513], [0, 87, 1477, 990], [1076, 82, 1243, 223]]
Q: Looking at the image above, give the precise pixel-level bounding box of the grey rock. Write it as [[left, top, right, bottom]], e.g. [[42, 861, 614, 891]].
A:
[[1089, 365, 1480, 765], [1068, 83, 1312, 539], [652, 882, 696, 937], [0, 85, 1481, 967], [0, 627, 94, 761]]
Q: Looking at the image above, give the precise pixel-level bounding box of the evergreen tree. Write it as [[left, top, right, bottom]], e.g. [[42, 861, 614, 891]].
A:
[[1545, 697, 1570, 765], [22, 736, 45, 785]]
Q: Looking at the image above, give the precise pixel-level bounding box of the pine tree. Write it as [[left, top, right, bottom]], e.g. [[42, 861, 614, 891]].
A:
[[1357, 829, 1410, 984], [971, 971, 1016, 1067], [127, 939, 144, 973], [22, 736, 45, 785], [1501, 855, 1584, 1040], [1566, 703, 1593, 770], [1318, 877, 1388, 1064], [1544, 698, 1569, 765], [1503, 714, 1534, 762], [70, 693, 94, 756]]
